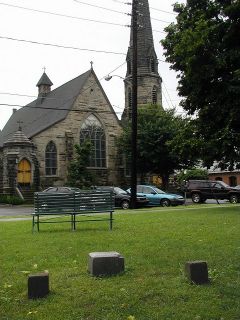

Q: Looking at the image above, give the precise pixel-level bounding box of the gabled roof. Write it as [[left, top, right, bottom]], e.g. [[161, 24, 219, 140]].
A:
[[0, 69, 92, 147]]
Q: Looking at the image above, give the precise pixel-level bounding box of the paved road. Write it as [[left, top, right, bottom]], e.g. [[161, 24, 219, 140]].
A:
[[0, 199, 229, 217], [0, 205, 33, 216]]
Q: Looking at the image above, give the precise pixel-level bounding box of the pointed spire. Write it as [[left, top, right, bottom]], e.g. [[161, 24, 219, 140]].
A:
[[127, 0, 159, 77], [36, 69, 53, 97], [123, 0, 162, 121]]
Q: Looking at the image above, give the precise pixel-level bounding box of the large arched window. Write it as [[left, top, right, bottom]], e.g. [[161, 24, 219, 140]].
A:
[[45, 141, 57, 175], [80, 115, 106, 168]]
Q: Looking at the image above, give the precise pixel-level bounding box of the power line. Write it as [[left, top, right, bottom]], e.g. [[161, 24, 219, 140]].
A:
[[0, 61, 127, 111], [73, 0, 171, 24], [162, 80, 175, 109], [108, 0, 177, 16], [0, 2, 128, 27], [0, 103, 123, 114], [73, 0, 129, 15], [0, 2, 166, 34], [150, 6, 177, 16], [0, 35, 126, 55]]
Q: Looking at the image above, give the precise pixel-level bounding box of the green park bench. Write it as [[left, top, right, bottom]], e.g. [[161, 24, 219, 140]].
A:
[[32, 191, 114, 232]]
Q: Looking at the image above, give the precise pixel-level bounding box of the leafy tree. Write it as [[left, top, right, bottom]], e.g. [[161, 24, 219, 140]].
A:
[[161, 0, 240, 169], [118, 105, 201, 188], [67, 141, 96, 188], [176, 168, 209, 184]]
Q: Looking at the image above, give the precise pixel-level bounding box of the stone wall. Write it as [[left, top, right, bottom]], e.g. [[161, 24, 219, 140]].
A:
[[2, 144, 39, 193]]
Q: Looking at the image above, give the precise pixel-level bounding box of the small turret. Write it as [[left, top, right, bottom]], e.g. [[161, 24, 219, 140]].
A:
[[36, 70, 53, 97]]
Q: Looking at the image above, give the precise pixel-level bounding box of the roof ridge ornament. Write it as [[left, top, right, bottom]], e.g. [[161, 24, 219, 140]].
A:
[[17, 120, 23, 131]]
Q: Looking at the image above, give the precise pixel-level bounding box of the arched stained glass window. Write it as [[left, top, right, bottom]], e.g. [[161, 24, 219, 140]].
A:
[[45, 141, 57, 175], [80, 115, 106, 168]]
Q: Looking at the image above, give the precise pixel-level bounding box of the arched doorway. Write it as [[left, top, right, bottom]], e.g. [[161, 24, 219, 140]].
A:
[[17, 159, 31, 185]]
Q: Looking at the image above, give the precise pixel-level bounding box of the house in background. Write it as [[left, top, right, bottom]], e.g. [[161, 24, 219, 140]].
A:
[[208, 168, 240, 187]]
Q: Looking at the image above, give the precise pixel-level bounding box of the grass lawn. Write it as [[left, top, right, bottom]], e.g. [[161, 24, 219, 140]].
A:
[[0, 205, 240, 320]]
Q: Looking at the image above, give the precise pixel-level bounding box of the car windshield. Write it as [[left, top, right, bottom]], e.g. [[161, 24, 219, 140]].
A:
[[114, 187, 127, 195], [216, 181, 231, 188], [152, 187, 165, 194]]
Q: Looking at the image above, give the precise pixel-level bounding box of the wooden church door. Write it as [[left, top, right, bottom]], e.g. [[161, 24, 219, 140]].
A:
[[17, 159, 31, 185]]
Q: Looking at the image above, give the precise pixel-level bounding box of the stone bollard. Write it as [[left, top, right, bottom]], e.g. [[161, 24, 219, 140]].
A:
[[88, 252, 124, 276], [185, 261, 209, 285], [28, 272, 49, 299]]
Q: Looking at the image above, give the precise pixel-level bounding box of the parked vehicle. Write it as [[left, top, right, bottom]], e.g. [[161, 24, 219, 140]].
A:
[[127, 185, 185, 207], [93, 186, 149, 209], [184, 180, 240, 204], [43, 187, 81, 193]]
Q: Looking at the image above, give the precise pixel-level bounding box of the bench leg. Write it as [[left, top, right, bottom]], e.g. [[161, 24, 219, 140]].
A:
[[37, 215, 40, 232], [110, 212, 113, 230], [32, 216, 35, 233], [72, 214, 76, 231]]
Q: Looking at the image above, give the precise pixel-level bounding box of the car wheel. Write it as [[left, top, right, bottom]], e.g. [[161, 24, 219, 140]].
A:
[[160, 199, 170, 207], [229, 194, 238, 204], [191, 193, 202, 204], [121, 200, 130, 209]]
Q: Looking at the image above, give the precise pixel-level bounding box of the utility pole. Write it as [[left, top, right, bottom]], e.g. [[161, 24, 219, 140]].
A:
[[130, 0, 138, 209]]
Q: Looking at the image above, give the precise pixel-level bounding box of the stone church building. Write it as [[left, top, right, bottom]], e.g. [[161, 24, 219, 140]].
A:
[[0, 0, 162, 195]]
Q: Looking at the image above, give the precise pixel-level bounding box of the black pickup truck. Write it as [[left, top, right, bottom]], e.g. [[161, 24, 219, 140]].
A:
[[184, 180, 240, 204]]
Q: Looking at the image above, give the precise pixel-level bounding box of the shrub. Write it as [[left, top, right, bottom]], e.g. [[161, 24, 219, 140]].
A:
[[0, 195, 25, 205]]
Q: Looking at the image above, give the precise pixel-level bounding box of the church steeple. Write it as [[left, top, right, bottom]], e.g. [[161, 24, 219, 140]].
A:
[[123, 0, 162, 120], [36, 70, 53, 97]]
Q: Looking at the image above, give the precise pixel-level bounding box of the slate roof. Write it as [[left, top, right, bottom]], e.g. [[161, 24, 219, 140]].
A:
[[36, 72, 53, 87], [3, 128, 33, 146], [0, 69, 92, 147]]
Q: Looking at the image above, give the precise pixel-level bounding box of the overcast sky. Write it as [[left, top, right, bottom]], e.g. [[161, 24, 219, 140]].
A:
[[0, 0, 185, 130]]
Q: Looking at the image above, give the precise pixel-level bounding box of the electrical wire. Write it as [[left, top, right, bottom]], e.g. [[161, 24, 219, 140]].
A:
[[0, 35, 126, 56], [108, 0, 177, 16], [0, 61, 127, 113], [0, 2, 166, 34], [73, 0, 171, 24], [162, 80, 175, 109], [0, 2, 128, 28]]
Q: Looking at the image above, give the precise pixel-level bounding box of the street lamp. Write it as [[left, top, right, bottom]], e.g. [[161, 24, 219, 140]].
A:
[[104, 75, 125, 81]]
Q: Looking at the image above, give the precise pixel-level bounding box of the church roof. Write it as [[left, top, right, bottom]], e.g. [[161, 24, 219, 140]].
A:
[[3, 128, 33, 146], [0, 69, 92, 147], [36, 72, 53, 87]]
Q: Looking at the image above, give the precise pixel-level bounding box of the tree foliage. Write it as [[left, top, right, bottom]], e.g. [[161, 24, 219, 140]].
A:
[[118, 105, 201, 187], [67, 141, 96, 188], [176, 168, 209, 184], [161, 0, 240, 169]]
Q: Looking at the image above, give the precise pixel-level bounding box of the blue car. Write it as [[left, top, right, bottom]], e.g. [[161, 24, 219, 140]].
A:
[[127, 185, 185, 207]]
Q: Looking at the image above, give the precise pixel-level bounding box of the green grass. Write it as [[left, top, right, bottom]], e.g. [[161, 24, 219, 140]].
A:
[[0, 205, 240, 320]]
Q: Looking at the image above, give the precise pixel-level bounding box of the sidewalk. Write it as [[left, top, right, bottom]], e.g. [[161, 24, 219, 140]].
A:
[[0, 205, 33, 217]]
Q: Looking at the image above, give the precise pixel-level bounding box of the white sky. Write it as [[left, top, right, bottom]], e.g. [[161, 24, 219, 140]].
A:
[[0, 0, 185, 130]]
